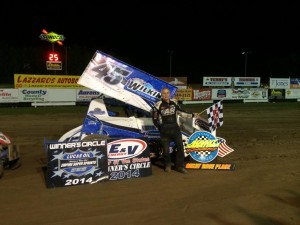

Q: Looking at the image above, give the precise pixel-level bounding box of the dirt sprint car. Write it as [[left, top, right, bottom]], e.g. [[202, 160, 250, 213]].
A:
[[58, 50, 210, 160], [0, 132, 22, 178]]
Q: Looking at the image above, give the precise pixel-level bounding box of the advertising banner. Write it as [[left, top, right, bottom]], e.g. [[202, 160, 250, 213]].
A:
[[46, 140, 109, 188], [203, 77, 232, 87], [76, 89, 102, 102], [0, 89, 19, 102], [285, 89, 300, 99], [211, 89, 231, 100], [269, 78, 290, 89], [77, 50, 177, 112], [14, 74, 83, 89], [192, 89, 212, 100], [17, 88, 76, 102], [234, 77, 261, 87], [18, 88, 49, 102], [268, 89, 285, 99], [290, 78, 300, 89], [107, 138, 152, 181], [175, 89, 193, 100], [211, 88, 268, 100], [231, 88, 268, 100]]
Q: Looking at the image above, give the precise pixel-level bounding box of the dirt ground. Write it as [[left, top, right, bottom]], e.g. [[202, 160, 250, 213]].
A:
[[0, 102, 299, 225]]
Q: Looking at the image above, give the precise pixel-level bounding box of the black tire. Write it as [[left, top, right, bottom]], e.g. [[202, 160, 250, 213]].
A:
[[0, 160, 4, 178], [7, 158, 22, 170]]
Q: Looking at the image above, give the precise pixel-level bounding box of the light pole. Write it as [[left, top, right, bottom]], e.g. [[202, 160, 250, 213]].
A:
[[242, 51, 251, 77], [168, 50, 174, 77], [65, 46, 70, 75]]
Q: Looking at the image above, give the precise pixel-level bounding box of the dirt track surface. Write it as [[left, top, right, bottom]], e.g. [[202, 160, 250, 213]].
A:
[[1, 102, 300, 225]]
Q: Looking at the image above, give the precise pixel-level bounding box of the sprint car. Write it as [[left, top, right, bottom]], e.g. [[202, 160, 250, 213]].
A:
[[58, 97, 209, 159], [57, 50, 211, 160], [0, 132, 22, 178]]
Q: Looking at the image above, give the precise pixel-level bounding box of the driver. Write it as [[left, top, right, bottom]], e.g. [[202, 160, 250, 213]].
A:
[[152, 87, 196, 174]]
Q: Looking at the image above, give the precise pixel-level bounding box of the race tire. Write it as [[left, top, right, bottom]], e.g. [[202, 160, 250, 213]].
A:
[[0, 160, 4, 178], [7, 158, 22, 170]]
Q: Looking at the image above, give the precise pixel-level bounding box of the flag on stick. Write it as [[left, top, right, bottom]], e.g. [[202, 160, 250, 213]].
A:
[[206, 100, 224, 133]]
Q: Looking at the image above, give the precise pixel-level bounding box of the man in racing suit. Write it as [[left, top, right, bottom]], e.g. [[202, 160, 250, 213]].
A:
[[152, 87, 195, 174]]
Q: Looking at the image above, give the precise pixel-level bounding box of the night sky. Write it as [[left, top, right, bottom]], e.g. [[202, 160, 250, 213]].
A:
[[1, 1, 300, 83]]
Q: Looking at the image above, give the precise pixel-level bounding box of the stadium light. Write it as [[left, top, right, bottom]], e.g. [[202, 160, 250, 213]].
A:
[[242, 51, 251, 77]]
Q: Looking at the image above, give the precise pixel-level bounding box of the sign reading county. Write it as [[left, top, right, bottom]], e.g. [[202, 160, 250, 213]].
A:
[[46, 140, 109, 188]]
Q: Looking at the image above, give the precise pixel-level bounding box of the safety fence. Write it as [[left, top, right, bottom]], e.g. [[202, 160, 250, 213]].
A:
[[0, 87, 299, 107]]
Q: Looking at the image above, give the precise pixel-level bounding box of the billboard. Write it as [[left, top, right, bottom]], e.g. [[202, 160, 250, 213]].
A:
[[269, 78, 290, 89], [14, 74, 83, 89], [203, 77, 232, 87]]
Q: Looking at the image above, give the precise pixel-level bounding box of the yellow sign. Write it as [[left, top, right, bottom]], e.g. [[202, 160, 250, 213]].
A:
[[175, 89, 192, 100], [39, 29, 65, 45], [185, 163, 235, 171], [14, 74, 85, 89]]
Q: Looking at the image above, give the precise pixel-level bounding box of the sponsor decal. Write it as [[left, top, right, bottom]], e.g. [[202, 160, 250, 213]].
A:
[[107, 138, 147, 160], [106, 138, 152, 181], [125, 79, 161, 101], [59, 149, 98, 176], [88, 108, 106, 115], [185, 131, 219, 163]]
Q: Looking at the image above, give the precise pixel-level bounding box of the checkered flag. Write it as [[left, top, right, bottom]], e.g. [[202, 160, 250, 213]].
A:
[[206, 100, 223, 133]]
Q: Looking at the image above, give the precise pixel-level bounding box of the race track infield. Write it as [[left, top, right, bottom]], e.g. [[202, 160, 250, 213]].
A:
[[0, 101, 299, 225]]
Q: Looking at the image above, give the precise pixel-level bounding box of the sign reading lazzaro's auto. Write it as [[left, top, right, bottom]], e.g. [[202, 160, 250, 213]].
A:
[[106, 138, 152, 181], [46, 140, 109, 188]]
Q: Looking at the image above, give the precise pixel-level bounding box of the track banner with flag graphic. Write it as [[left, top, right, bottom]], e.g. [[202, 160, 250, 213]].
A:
[[206, 100, 224, 133]]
